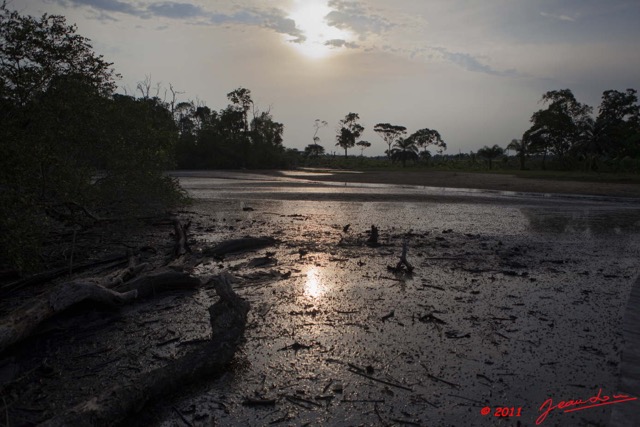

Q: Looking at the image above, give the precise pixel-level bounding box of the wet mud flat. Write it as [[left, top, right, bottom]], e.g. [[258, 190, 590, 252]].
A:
[[2, 174, 640, 426], [145, 176, 640, 426]]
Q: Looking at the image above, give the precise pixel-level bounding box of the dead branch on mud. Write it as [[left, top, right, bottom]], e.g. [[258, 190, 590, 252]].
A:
[[0, 281, 137, 355], [388, 240, 413, 273], [40, 273, 250, 427], [0, 264, 200, 355]]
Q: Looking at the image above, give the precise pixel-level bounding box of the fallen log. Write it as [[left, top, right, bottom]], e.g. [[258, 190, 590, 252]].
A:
[[116, 270, 201, 298], [1, 254, 129, 294], [203, 237, 276, 257], [0, 270, 201, 355], [40, 273, 250, 427], [0, 281, 137, 355]]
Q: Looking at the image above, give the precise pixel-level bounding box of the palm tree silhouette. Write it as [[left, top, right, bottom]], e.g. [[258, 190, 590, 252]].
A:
[[391, 138, 419, 167]]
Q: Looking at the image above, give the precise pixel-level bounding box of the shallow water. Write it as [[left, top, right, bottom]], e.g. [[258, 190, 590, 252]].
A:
[[151, 173, 640, 426]]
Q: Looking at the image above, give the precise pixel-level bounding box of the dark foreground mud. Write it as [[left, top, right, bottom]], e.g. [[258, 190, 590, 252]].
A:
[[2, 172, 640, 426]]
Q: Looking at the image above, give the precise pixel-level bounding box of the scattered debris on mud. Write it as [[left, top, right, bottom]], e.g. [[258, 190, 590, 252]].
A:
[[1, 183, 640, 426]]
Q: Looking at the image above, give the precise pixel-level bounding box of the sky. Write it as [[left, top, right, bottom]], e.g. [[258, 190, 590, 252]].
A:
[[12, 0, 640, 156]]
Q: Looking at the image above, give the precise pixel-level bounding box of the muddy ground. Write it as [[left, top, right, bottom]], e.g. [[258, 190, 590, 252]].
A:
[[1, 171, 640, 427]]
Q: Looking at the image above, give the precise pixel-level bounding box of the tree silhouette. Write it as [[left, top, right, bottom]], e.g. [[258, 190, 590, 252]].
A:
[[406, 128, 446, 158], [227, 87, 253, 133], [592, 89, 640, 159], [356, 140, 371, 156], [304, 143, 325, 157], [507, 138, 529, 170], [477, 145, 504, 170], [391, 137, 419, 167], [524, 89, 592, 167], [336, 112, 364, 158], [0, 3, 119, 106], [313, 119, 328, 146], [374, 123, 406, 160]]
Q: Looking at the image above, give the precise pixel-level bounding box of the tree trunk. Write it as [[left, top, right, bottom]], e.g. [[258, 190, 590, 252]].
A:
[[0, 281, 137, 354], [0, 270, 200, 354]]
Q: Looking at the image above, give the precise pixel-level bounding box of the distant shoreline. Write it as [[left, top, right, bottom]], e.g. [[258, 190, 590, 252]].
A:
[[171, 169, 640, 199]]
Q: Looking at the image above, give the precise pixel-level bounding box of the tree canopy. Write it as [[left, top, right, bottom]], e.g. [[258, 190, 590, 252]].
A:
[[0, 4, 183, 271], [374, 123, 407, 160], [336, 113, 364, 158]]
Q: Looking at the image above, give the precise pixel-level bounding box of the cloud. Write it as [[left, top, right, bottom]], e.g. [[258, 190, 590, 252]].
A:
[[385, 45, 519, 77], [147, 2, 205, 19], [325, 0, 393, 39], [58, 0, 141, 15], [540, 12, 575, 22], [325, 39, 359, 49], [432, 47, 518, 77], [259, 8, 306, 43], [54, 1, 306, 43]]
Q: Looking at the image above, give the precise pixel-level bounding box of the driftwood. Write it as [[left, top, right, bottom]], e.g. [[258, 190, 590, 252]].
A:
[[0, 281, 137, 355], [387, 240, 413, 273], [203, 237, 276, 257], [0, 268, 200, 355], [116, 270, 201, 298], [1, 254, 129, 294], [367, 225, 379, 246], [41, 273, 250, 427]]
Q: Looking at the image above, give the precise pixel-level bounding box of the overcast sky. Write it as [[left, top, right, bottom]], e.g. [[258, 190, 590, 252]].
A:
[[14, 0, 640, 155]]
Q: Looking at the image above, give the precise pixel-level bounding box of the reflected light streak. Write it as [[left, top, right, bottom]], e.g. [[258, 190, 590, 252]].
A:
[[305, 267, 326, 299]]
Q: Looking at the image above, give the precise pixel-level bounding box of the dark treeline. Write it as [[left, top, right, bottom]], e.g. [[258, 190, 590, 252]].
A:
[[173, 88, 291, 169], [0, 4, 294, 272], [0, 4, 186, 271], [511, 88, 640, 172]]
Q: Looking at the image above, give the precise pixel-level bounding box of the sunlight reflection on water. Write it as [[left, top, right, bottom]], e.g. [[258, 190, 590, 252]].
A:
[[304, 267, 326, 299]]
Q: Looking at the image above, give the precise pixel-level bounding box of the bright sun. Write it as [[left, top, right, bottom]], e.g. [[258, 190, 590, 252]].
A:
[[288, 0, 352, 59]]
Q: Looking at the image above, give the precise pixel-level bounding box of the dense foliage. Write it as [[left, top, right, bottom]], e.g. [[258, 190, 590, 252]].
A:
[[0, 4, 185, 272], [174, 88, 287, 169], [522, 88, 640, 171]]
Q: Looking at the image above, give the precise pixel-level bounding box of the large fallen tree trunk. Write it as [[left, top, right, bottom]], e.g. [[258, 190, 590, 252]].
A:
[[0, 269, 201, 355], [40, 273, 250, 427], [1, 254, 129, 294], [116, 270, 201, 298], [0, 281, 137, 355]]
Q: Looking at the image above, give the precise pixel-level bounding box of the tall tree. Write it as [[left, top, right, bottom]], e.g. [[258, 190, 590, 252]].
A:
[[477, 145, 504, 170], [226, 88, 253, 166], [0, 2, 118, 106], [406, 128, 446, 158], [524, 89, 593, 165], [374, 123, 406, 160], [313, 119, 328, 146], [336, 112, 363, 158], [227, 87, 253, 133], [593, 89, 640, 159]]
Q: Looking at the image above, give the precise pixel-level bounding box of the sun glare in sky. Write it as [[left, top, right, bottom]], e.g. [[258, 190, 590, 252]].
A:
[[288, 0, 352, 59]]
